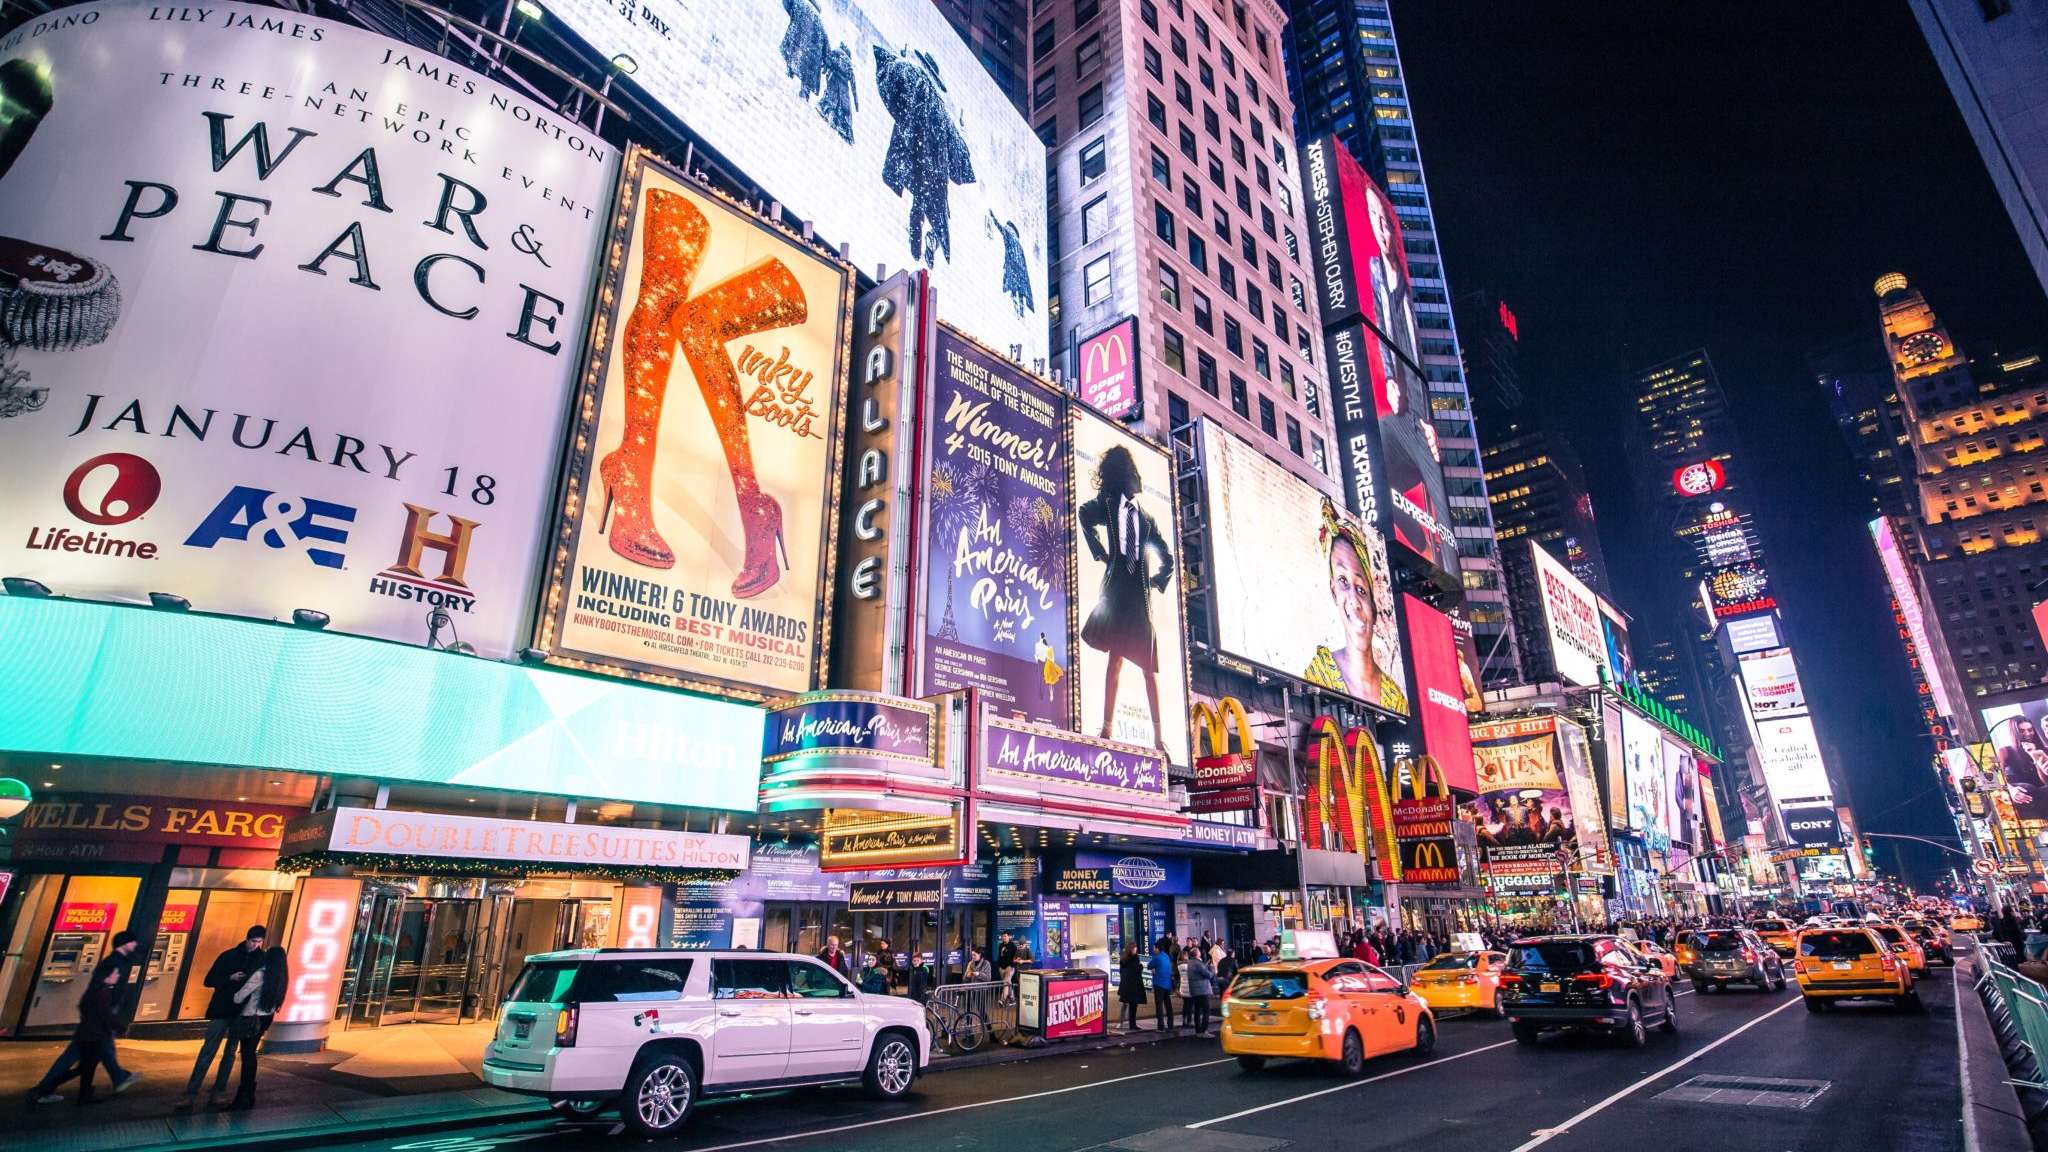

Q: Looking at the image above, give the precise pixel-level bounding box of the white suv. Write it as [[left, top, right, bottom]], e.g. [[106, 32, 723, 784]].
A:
[[481, 949, 930, 1137]]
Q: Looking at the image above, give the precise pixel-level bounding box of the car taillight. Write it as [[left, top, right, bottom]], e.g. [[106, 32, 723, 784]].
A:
[[1500, 972, 1524, 987], [1793, 959, 1808, 975], [1458, 974, 1480, 985], [1741, 947, 1757, 963], [557, 1004, 579, 1047], [1878, 953, 1897, 973], [1573, 972, 1614, 990], [1306, 996, 1328, 1022]]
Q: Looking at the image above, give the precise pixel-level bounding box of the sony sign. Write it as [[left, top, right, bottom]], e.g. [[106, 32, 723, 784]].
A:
[[1783, 805, 1840, 847]]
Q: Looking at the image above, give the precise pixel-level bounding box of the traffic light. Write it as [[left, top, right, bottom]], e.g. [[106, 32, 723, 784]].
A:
[[1862, 841, 1879, 871]]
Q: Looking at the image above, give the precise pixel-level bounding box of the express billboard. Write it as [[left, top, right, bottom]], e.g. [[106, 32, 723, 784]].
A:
[[1401, 595, 1476, 791], [1738, 647, 1807, 718], [1530, 541, 1605, 687], [1199, 419, 1408, 715], [0, 0, 613, 659], [1754, 714, 1833, 808], [1072, 404, 1189, 763], [536, 151, 851, 700], [539, 0, 1046, 364], [916, 328, 1071, 726]]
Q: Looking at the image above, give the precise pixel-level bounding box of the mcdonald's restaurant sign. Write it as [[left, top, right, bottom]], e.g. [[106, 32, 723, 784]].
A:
[[1191, 697, 1259, 814], [1077, 316, 1142, 422], [1302, 716, 1402, 881], [1391, 755, 1459, 885]]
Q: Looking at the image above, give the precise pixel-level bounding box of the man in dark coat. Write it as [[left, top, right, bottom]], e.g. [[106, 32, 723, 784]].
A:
[[874, 47, 975, 266], [175, 925, 267, 1110], [28, 932, 141, 1105], [779, 0, 829, 100]]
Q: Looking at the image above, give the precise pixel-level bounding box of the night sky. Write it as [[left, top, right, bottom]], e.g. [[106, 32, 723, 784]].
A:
[[1391, 2, 2048, 889]]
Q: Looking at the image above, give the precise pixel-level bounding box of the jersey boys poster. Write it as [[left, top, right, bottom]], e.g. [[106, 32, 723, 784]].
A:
[[539, 151, 852, 699], [916, 328, 1070, 725]]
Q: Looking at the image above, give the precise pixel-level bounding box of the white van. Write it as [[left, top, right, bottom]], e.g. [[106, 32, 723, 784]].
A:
[[481, 949, 931, 1137]]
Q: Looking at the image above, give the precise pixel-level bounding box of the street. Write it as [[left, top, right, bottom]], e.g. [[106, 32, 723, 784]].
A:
[[327, 970, 1969, 1152]]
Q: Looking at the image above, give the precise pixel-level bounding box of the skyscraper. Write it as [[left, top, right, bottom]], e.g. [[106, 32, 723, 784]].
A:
[[1483, 420, 1612, 685], [1283, 0, 1521, 684], [936, 0, 1031, 116], [1909, 0, 2048, 302], [1028, 0, 1336, 495]]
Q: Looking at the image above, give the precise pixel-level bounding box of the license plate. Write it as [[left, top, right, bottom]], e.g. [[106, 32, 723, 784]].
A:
[[1832, 962, 1852, 971], [1540, 982, 1561, 993], [1252, 1011, 1278, 1025], [512, 1015, 533, 1039]]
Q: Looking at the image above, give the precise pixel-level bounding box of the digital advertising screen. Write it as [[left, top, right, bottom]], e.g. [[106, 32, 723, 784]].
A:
[[540, 0, 1047, 363], [1620, 706, 1668, 849], [1738, 647, 1807, 719], [1470, 716, 1576, 894], [1754, 714, 1834, 809], [1662, 738, 1701, 850], [1599, 599, 1638, 691], [1531, 541, 1605, 687], [1401, 594, 1477, 791], [1200, 420, 1408, 715], [1983, 696, 2048, 821]]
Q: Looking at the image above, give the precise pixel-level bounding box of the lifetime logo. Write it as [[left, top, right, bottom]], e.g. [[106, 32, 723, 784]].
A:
[[24, 453, 165, 560]]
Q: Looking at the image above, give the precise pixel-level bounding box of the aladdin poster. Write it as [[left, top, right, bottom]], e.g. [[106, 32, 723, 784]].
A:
[[1470, 716, 1576, 895]]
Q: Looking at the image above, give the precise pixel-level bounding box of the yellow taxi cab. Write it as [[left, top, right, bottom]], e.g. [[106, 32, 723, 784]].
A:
[[1794, 925, 1920, 1012], [1409, 951, 1509, 1016], [1951, 911, 1986, 933], [1633, 941, 1679, 979], [1221, 958, 1437, 1075], [1868, 921, 1929, 975], [1751, 917, 1799, 959]]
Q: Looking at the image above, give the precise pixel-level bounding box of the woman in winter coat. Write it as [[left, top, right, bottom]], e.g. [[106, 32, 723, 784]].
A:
[[1184, 950, 1216, 1036], [1117, 946, 1147, 1031]]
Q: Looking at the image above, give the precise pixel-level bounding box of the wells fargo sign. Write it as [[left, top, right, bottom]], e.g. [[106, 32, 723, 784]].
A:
[[16, 794, 297, 861], [1301, 715, 1401, 881]]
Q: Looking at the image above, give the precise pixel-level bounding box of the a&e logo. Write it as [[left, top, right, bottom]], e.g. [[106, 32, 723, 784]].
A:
[[184, 486, 356, 568]]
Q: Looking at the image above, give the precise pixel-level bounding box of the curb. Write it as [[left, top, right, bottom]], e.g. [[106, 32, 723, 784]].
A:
[[116, 1029, 1209, 1152]]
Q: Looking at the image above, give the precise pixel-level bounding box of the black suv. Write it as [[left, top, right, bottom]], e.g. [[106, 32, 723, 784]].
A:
[[1500, 935, 1677, 1047]]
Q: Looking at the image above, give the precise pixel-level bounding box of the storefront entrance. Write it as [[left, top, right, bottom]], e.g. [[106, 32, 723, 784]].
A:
[[343, 892, 482, 1027]]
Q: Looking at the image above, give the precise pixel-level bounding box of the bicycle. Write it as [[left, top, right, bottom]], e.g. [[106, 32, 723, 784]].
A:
[[924, 996, 990, 1054]]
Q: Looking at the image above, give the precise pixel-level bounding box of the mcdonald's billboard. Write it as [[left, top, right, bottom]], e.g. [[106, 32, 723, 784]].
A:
[[1392, 757, 1459, 884], [1076, 316, 1143, 422], [1190, 697, 1259, 814], [1302, 716, 1402, 881]]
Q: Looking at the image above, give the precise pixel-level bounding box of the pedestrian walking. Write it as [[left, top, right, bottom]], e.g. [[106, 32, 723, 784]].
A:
[[28, 933, 142, 1106], [222, 940, 287, 1111], [1179, 939, 1197, 1030], [906, 953, 936, 1003], [175, 924, 268, 1111], [1148, 937, 1176, 1032], [1185, 948, 1215, 1036], [1118, 945, 1147, 1031], [996, 931, 1018, 985]]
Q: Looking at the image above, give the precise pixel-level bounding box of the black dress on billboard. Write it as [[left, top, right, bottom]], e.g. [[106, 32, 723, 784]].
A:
[[817, 44, 857, 144], [1079, 492, 1172, 673]]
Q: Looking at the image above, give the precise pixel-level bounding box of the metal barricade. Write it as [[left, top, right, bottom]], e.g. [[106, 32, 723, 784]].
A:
[[926, 979, 1018, 1049], [1978, 953, 2048, 1090]]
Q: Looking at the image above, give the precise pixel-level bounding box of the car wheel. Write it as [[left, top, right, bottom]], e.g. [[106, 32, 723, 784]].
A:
[[1659, 990, 1679, 1034], [1339, 1028, 1366, 1076], [1904, 988, 1927, 1013], [1414, 1016, 1436, 1056], [1236, 1055, 1267, 1073], [1512, 1021, 1541, 1045], [622, 1051, 696, 1138], [1623, 1001, 1648, 1048], [864, 1031, 919, 1100], [1804, 996, 1827, 1014]]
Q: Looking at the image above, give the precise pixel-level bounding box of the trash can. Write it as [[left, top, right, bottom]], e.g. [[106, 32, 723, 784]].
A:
[[1015, 968, 1108, 1040]]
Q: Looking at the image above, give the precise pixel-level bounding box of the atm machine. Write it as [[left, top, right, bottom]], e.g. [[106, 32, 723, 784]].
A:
[[134, 928, 190, 1021], [24, 931, 106, 1030]]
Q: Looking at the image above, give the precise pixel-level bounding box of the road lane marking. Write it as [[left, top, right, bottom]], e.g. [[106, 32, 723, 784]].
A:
[[1185, 1039, 1519, 1129], [1502, 994, 1805, 1152], [1957, 959, 1979, 1152], [679, 1055, 1236, 1152]]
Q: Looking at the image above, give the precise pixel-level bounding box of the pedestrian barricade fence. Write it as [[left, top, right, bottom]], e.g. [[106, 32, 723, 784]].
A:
[[926, 980, 1017, 1051]]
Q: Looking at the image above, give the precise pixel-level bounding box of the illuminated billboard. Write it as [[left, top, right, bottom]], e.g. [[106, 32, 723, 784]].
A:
[[1983, 697, 2048, 820], [0, 0, 613, 659], [1723, 614, 1782, 655], [1530, 541, 1605, 687], [1671, 460, 1726, 497], [1662, 737, 1701, 849], [1470, 716, 1598, 892], [1754, 715, 1833, 808], [1402, 595, 1476, 791], [1075, 317, 1141, 422], [1738, 647, 1806, 718], [537, 152, 852, 700], [1871, 517, 1956, 719], [541, 0, 1046, 363], [1706, 561, 1776, 619], [1599, 598, 1638, 691], [1072, 405, 1189, 764], [1200, 420, 1408, 715], [1620, 706, 1668, 848]]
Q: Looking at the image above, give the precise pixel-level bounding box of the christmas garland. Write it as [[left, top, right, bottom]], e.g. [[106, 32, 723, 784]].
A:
[[275, 850, 741, 886]]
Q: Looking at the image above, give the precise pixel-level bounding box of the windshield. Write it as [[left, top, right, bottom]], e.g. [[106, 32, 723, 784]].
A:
[[505, 961, 580, 1004], [1421, 954, 1480, 971], [1753, 920, 1790, 933], [1799, 931, 1877, 959], [1690, 931, 1747, 950], [1507, 941, 1599, 972], [1229, 970, 1309, 1000], [1871, 925, 1907, 944]]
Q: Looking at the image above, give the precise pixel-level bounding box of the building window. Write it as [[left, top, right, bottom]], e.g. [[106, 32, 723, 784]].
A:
[[1290, 275, 1305, 310], [1143, 42, 1162, 81], [1193, 290, 1213, 333], [1033, 69, 1056, 111], [1230, 372, 1249, 417], [1080, 137, 1106, 182], [1178, 124, 1197, 160], [1175, 75, 1193, 111], [1163, 324, 1185, 373], [1198, 350, 1219, 396], [1151, 147, 1171, 187], [1169, 389, 1189, 432], [1199, 60, 1215, 92], [1252, 337, 1270, 379], [1212, 203, 1230, 239], [1170, 28, 1187, 61], [1286, 413, 1303, 455], [1187, 233, 1207, 273], [1084, 254, 1112, 306], [1226, 91, 1240, 121], [1148, 94, 1168, 132], [1312, 433, 1328, 473], [1184, 176, 1202, 213], [1074, 0, 1099, 25], [1077, 33, 1103, 76], [1036, 117, 1058, 148], [1280, 360, 1296, 399], [1230, 133, 1246, 165], [1266, 253, 1283, 289], [1235, 179, 1252, 212], [1154, 201, 1175, 243], [1285, 229, 1299, 261], [1271, 300, 1288, 337], [1208, 154, 1226, 188], [1158, 262, 1180, 308], [1297, 325, 1313, 363], [1239, 229, 1257, 264], [1246, 283, 1263, 320], [1194, 13, 1210, 46], [1033, 19, 1055, 58], [1078, 83, 1104, 128], [1261, 205, 1277, 238], [1203, 105, 1220, 139], [1224, 317, 1243, 357], [1259, 394, 1277, 436], [1140, 0, 1158, 30], [1083, 195, 1109, 244], [1218, 259, 1235, 297]]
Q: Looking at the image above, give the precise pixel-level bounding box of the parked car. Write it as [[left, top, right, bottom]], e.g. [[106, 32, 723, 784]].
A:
[[1221, 958, 1437, 1075], [1410, 951, 1509, 1016], [1676, 928, 1786, 993], [1499, 935, 1678, 1048], [1794, 927, 1919, 1012], [481, 949, 931, 1137]]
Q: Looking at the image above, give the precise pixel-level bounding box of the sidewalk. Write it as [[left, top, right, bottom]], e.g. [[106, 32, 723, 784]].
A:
[[3, 1017, 1212, 1152]]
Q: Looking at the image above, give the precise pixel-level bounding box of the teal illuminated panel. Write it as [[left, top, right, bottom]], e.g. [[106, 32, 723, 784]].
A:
[[0, 597, 764, 811]]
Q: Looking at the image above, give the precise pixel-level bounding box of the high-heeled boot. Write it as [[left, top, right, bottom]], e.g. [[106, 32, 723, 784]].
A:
[[598, 188, 710, 570], [672, 259, 809, 599]]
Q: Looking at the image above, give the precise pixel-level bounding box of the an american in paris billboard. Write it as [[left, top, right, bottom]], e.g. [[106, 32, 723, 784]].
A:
[[0, 0, 613, 658]]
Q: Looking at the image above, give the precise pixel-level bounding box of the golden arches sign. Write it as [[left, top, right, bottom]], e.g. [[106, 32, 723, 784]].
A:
[[1191, 697, 1254, 763], [1302, 715, 1402, 882], [1394, 754, 1450, 802]]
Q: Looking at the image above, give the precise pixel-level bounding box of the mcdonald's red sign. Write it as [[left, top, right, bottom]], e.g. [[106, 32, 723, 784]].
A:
[[1077, 316, 1142, 421]]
